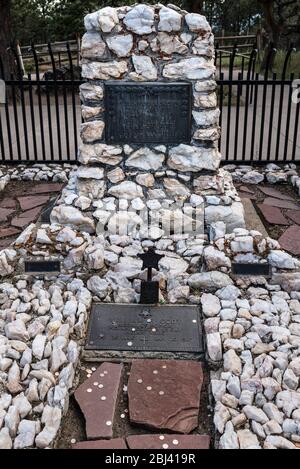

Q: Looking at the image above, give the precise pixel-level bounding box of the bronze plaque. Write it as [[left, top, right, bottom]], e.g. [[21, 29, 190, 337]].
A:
[[86, 304, 202, 353], [104, 82, 192, 144]]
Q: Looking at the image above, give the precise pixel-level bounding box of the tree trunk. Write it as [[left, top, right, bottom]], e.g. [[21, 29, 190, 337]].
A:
[[0, 0, 15, 79], [183, 0, 204, 14], [258, 0, 281, 70]]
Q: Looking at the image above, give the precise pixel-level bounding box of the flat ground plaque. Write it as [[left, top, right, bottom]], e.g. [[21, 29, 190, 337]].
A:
[[105, 82, 192, 144], [86, 304, 203, 353], [232, 262, 271, 277]]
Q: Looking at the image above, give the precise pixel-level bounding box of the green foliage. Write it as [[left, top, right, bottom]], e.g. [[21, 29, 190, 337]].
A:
[[11, 0, 173, 44], [205, 0, 262, 35], [9, 0, 262, 46]]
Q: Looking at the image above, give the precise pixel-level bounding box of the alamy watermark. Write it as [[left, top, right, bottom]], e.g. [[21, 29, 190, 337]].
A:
[[292, 79, 300, 104], [0, 79, 5, 104]]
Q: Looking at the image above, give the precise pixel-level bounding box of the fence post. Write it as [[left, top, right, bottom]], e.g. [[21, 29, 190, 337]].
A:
[[16, 41, 25, 77], [76, 33, 81, 67]]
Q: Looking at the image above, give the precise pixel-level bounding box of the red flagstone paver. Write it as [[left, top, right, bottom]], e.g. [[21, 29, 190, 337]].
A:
[[11, 207, 43, 228], [127, 434, 210, 450], [259, 187, 294, 201], [74, 362, 123, 440], [17, 195, 50, 211], [0, 238, 14, 249], [263, 198, 300, 210], [73, 438, 127, 450], [257, 204, 289, 225], [278, 226, 300, 256], [239, 186, 255, 194], [286, 210, 300, 225], [0, 198, 17, 209], [0, 208, 15, 222], [238, 192, 256, 200], [26, 183, 64, 195], [0, 227, 20, 239], [128, 360, 203, 434]]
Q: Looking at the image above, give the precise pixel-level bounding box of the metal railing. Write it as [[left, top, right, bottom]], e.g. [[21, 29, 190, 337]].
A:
[[0, 42, 83, 163], [216, 44, 300, 163], [0, 42, 299, 164]]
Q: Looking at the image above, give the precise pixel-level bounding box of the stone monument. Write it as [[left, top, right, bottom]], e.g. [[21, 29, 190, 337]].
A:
[[52, 3, 245, 237]]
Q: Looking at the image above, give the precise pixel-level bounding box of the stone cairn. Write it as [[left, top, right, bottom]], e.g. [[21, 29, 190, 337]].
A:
[[52, 3, 245, 237]]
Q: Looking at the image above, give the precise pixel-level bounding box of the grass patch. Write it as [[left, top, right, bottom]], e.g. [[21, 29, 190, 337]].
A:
[[218, 49, 300, 78]]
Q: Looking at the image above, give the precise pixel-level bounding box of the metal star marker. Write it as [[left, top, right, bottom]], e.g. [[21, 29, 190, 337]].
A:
[[138, 248, 164, 281]]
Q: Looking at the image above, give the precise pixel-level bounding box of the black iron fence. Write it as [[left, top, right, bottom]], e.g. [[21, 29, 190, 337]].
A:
[[0, 42, 299, 164], [216, 44, 300, 163], [0, 43, 83, 164]]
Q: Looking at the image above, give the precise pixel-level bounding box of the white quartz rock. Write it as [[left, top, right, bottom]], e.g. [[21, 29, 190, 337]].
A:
[[265, 436, 296, 449], [211, 379, 226, 402], [193, 109, 220, 127], [84, 244, 105, 270], [231, 236, 254, 253], [243, 405, 269, 424], [168, 145, 221, 172], [188, 272, 233, 290], [210, 221, 226, 241], [107, 167, 125, 184], [237, 429, 261, 449], [185, 13, 211, 32], [207, 333, 222, 361], [106, 34, 133, 57], [159, 257, 189, 277], [84, 11, 100, 31], [205, 203, 246, 232], [283, 368, 299, 390], [107, 212, 144, 236], [80, 121, 105, 143], [163, 178, 190, 199], [108, 181, 143, 200], [241, 170, 264, 184], [124, 5, 155, 35], [5, 319, 29, 342], [114, 287, 136, 304], [163, 57, 215, 80], [32, 334, 47, 361], [14, 420, 38, 449], [219, 422, 239, 449], [204, 246, 231, 270], [0, 428, 12, 449], [80, 82, 104, 102], [36, 229, 52, 245], [201, 293, 221, 317], [158, 6, 182, 32], [51, 206, 95, 234], [276, 390, 300, 416], [157, 32, 188, 55], [223, 349, 242, 376], [82, 61, 127, 80], [12, 394, 31, 420], [5, 406, 20, 438], [131, 55, 157, 81], [98, 7, 119, 33], [289, 357, 300, 377], [81, 32, 106, 58], [214, 402, 231, 434], [126, 148, 164, 171], [87, 276, 109, 299], [268, 250, 297, 270]]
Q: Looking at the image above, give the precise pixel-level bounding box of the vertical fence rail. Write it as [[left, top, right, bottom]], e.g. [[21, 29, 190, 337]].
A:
[[216, 44, 300, 163], [0, 42, 300, 164], [0, 42, 83, 164]]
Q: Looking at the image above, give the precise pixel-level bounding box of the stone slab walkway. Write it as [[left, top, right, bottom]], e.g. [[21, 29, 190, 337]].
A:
[[69, 360, 209, 449], [0, 182, 63, 250], [238, 183, 300, 257]]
